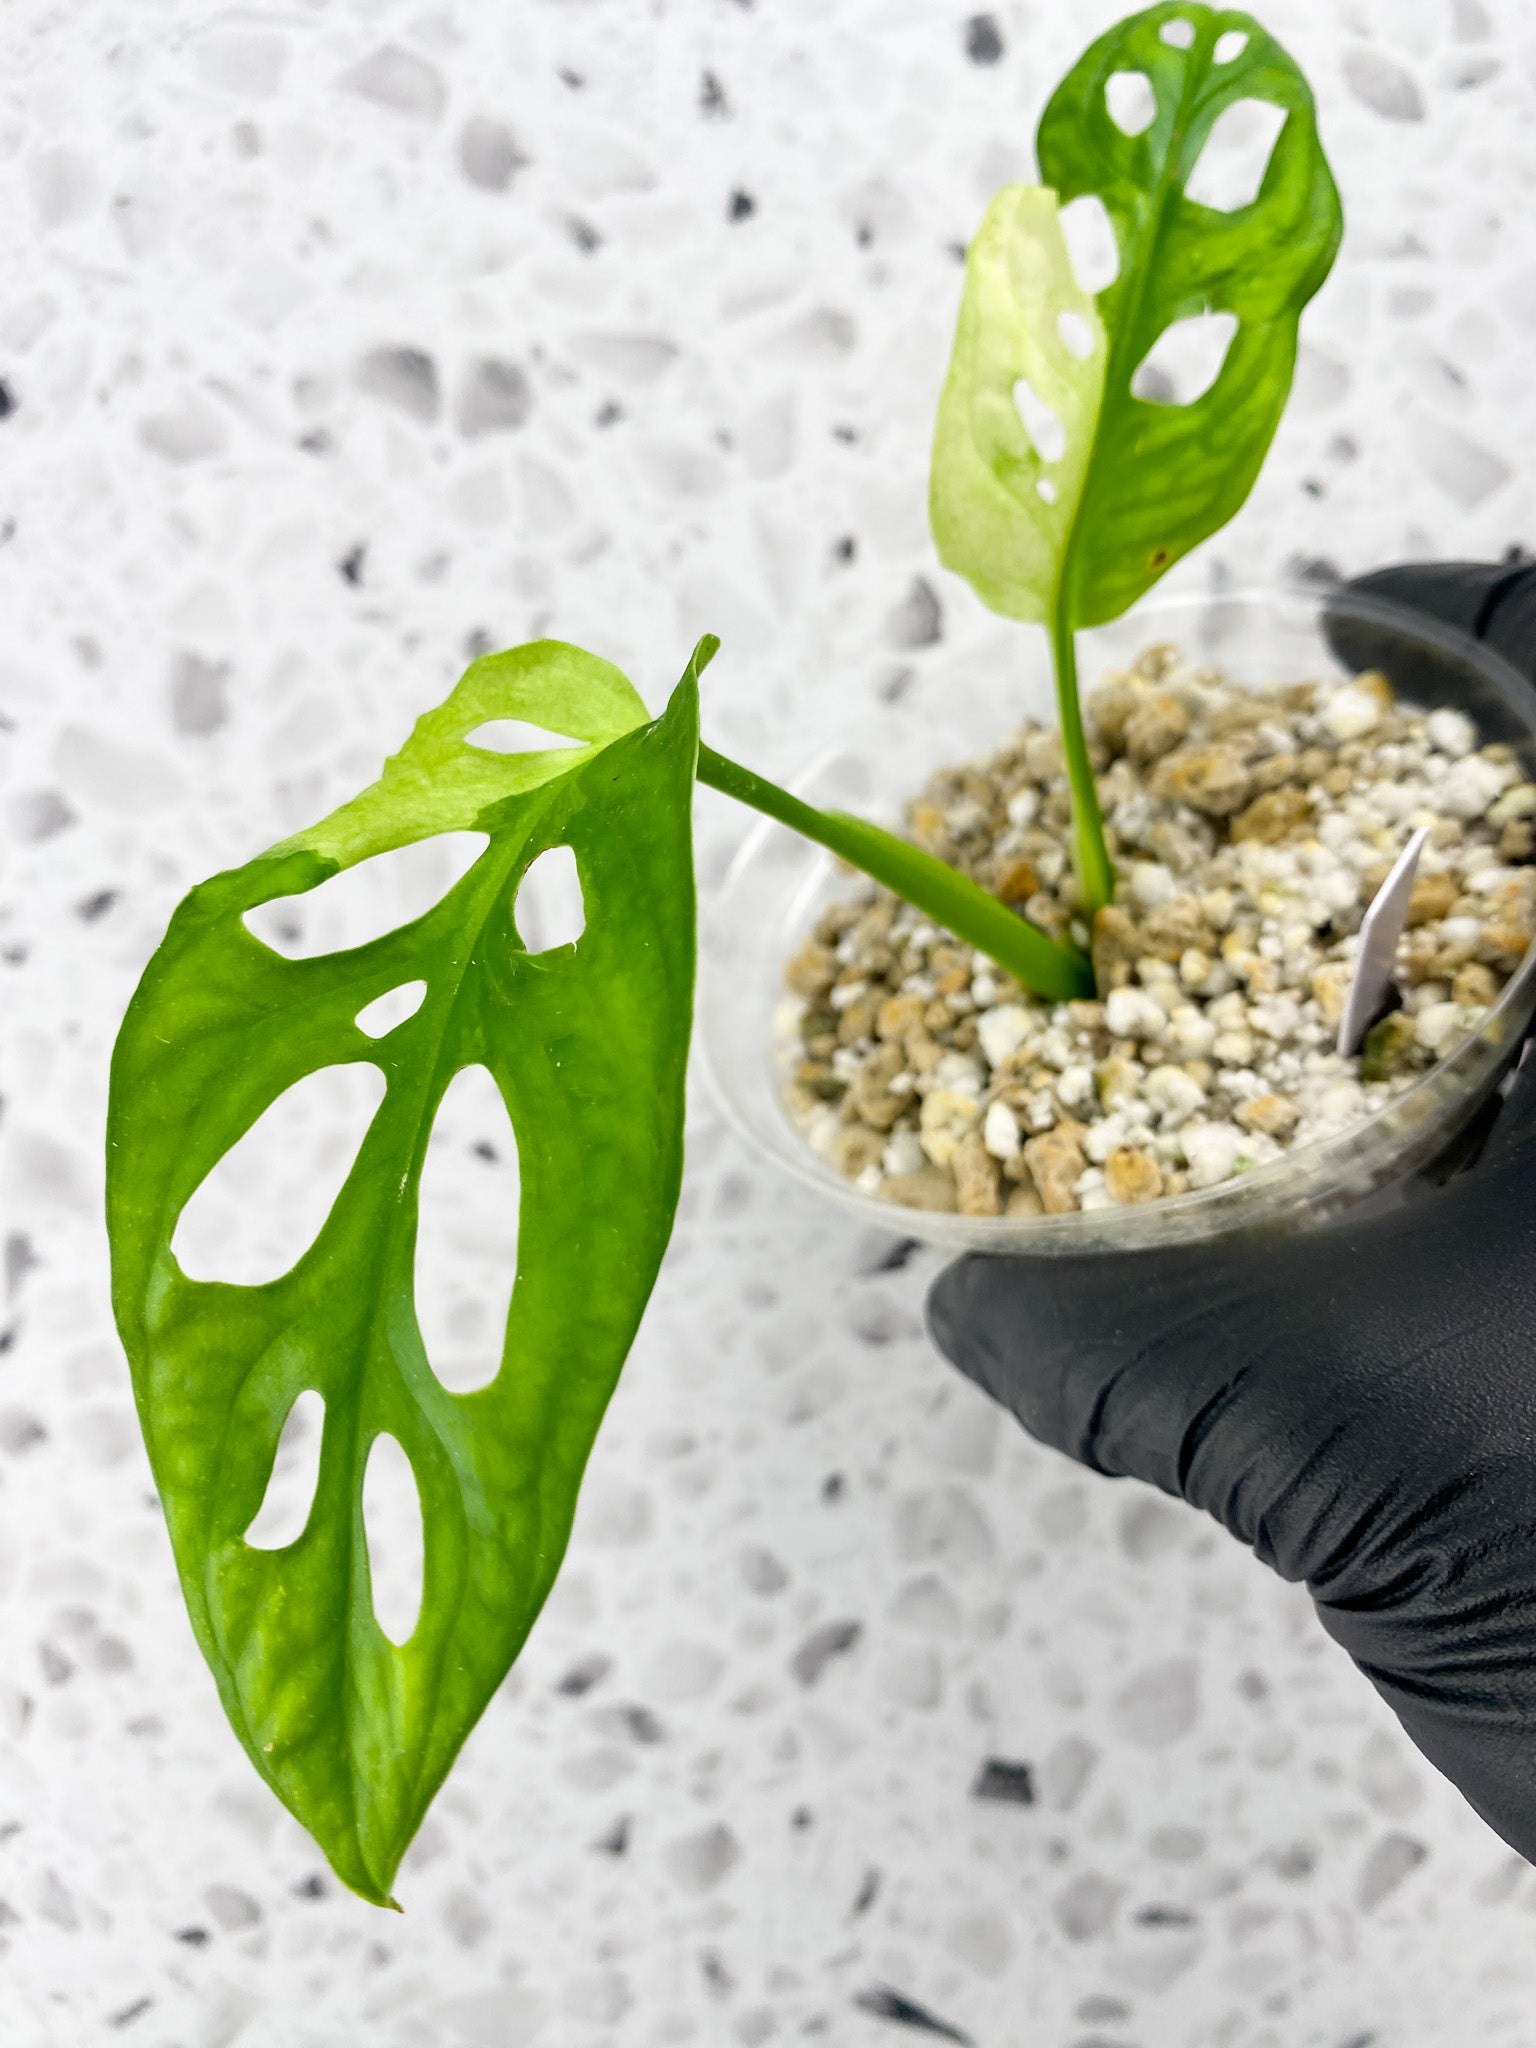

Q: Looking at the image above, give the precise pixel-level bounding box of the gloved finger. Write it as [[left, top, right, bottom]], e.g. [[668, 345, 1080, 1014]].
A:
[[1344, 560, 1533, 656], [1477, 1033, 1536, 1167], [1327, 561, 1536, 714], [924, 1232, 1303, 1499]]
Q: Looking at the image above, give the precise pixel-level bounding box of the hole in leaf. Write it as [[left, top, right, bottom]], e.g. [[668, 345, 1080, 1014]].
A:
[[1185, 98, 1288, 212], [1058, 193, 1120, 294], [1215, 28, 1249, 62], [465, 719, 586, 755], [1012, 378, 1067, 464], [356, 981, 427, 1039], [514, 844, 586, 953], [173, 1064, 387, 1285], [1131, 310, 1239, 405], [245, 1389, 325, 1550], [415, 1064, 520, 1396], [1037, 477, 1059, 505], [1057, 309, 1096, 361], [1160, 16, 1195, 47], [1106, 69, 1156, 135], [244, 832, 488, 960], [362, 1432, 424, 1645]]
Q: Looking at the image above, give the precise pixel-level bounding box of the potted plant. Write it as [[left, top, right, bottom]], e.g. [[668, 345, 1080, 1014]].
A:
[[104, 2, 1536, 1908]]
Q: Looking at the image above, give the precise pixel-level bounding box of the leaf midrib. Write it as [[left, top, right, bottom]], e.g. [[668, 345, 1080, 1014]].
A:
[[1058, 31, 1209, 627], [335, 789, 566, 1888]]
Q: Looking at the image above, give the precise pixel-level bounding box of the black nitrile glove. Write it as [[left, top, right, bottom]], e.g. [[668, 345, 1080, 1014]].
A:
[[928, 560, 1536, 1865]]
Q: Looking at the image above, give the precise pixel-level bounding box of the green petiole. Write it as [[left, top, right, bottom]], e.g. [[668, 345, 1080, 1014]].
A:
[[1049, 590, 1115, 918], [697, 741, 1093, 1003]]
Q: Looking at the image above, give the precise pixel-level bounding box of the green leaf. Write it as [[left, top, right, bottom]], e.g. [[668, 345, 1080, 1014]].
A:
[[930, 184, 1107, 626], [106, 639, 704, 1906], [932, 0, 1342, 629]]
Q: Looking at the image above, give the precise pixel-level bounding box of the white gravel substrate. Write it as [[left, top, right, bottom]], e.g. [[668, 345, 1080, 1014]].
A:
[[780, 642, 1536, 1218]]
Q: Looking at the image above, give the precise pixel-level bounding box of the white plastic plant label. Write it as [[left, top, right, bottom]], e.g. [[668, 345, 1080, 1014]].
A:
[[1337, 825, 1430, 1058]]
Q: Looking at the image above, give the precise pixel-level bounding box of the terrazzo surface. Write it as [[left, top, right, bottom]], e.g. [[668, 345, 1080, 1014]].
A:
[[4, 1, 1536, 2042]]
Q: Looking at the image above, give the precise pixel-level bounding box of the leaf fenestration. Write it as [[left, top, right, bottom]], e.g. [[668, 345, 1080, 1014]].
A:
[[1042, 2, 1343, 626], [107, 639, 704, 1905], [932, 1, 1342, 631]]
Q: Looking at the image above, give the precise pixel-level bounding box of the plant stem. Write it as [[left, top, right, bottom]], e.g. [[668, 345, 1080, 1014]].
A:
[[1049, 591, 1116, 917], [697, 742, 1093, 1004]]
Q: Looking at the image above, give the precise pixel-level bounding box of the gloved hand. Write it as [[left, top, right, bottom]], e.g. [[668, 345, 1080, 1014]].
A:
[[927, 560, 1536, 1865]]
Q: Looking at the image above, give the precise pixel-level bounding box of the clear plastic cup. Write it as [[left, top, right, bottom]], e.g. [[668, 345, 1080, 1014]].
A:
[[696, 585, 1536, 1255]]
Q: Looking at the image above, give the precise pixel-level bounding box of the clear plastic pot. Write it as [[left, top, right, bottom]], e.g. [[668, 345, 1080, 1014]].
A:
[[697, 585, 1536, 1256]]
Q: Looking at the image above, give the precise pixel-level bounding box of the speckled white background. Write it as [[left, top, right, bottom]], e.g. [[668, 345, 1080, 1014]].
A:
[[3, 2, 1536, 2044]]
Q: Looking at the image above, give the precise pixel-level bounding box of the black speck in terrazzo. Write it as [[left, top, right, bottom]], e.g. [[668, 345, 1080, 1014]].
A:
[[880, 665, 916, 704], [557, 66, 584, 90], [886, 574, 943, 649], [1302, 477, 1325, 498], [592, 1814, 630, 1855], [1287, 553, 1344, 587], [727, 187, 756, 222], [38, 1643, 72, 1685], [615, 1703, 666, 1744], [338, 541, 368, 588], [76, 890, 118, 922], [107, 1999, 152, 2029], [1338, 2035, 1379, 2048], [4, 1235, 38, 1299], [850, 1868, 881, 1917], [595, 399, 623, 427], [1358, 1832, 1428, 1909], [292, 1873, 327, 1900], [861, 1233, 918, 1274], [297, 427, 332, 455], [972, 1758, 1035, 1806], [831, 534, 857, 565], [1135, 1903, 1195, 1926], [173, 1925, 210, 1946], [832, 423, 859, 443], [566, 215, 603, 254], [555, 1652, 612, 1697], [821, 1472, 845, 1502], [852, 1985, 973, 2043], [964, 14, 1004, 64], [1, 1410, 47, 1453], [0, 380, 16, 420], [356, 345, 440, 424], [791, 1618, 861, 1686], [701, 1949, 734, 1997], [0, 516, 15, 547], [699, 69, 730, 117], [463, 631, 498, 662], [791, 1805, 813, 1832]]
